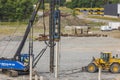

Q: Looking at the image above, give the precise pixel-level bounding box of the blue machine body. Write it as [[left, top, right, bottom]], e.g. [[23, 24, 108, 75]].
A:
[[0, 54, 29, 70]]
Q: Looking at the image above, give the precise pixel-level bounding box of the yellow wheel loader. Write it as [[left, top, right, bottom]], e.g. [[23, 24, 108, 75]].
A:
[[87, 52, 120, 73]]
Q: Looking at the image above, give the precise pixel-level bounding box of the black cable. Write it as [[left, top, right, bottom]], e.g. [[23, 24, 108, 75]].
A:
[[56, 0, 61, 6], [42, 0, 56, 47], [9, 25, 24, 56], [33, 46, 47, 61], [42, 0, 46, 36], [14, 0, 43, 59], [0, 22, 20, 57], [33, 46, 48, 68]]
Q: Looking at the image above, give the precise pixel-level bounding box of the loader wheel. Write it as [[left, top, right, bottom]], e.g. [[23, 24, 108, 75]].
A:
[[110, 63, 120, 73], [87, 63, 98, 73]]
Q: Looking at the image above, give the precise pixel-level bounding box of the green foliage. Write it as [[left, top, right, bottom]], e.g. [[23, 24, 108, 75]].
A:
[[88, 15, 120, 21], [65, 0, 120, 8], [112, 0, 120, 3], [65, 2, 73, 8], [72, 10, 76, 16], [60, 0, 66, 6], [43, 0, 65, 6], [0, 0, 33, 22]]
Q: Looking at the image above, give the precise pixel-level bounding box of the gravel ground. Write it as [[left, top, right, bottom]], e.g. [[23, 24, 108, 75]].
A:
[[0, 37, 120, 80]]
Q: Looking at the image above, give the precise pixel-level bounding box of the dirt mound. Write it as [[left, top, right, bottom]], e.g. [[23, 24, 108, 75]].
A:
[[34, 15, 89, 29]]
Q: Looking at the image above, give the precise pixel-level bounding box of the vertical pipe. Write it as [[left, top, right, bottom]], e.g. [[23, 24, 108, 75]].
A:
[[29, 23, 33, 80], [40, 76, 43, 80], [35, 75, 38, 80], [98, 67, 101, 80], [55, 42, 59, 78], [29, 54, 33, 80]]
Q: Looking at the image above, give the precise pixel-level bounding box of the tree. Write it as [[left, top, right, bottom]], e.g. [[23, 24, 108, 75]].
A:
[[65, 0, 120, 9], [65, 2, 73, 8], [112, 0, 120, 4], [0, 0, 33, 21], [16, 0, 33, 21]]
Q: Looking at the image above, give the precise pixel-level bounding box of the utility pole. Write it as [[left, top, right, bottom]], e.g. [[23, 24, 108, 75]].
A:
[[49, 0, 55, 73]]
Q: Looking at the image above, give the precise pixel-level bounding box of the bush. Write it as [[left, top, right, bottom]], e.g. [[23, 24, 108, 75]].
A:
[[65, 2, 73, 9], [0, 0, 33, 22]]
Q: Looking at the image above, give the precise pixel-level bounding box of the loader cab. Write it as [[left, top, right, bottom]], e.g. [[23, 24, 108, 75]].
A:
[[100, 52, 111, 62]]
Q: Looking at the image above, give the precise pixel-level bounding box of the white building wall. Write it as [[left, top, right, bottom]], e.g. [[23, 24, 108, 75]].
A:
[[117, 4, 120, 14]]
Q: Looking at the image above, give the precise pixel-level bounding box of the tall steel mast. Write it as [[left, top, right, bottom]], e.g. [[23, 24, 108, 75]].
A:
[[49, 0, 55, 73]]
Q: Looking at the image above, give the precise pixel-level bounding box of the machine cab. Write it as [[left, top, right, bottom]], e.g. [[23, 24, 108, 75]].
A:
[[100, 52, 111, 62], [20, 54, 29, 66]]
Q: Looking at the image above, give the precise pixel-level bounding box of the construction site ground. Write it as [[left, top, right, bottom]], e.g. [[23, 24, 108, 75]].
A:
[[0, 36, 120, 80]]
